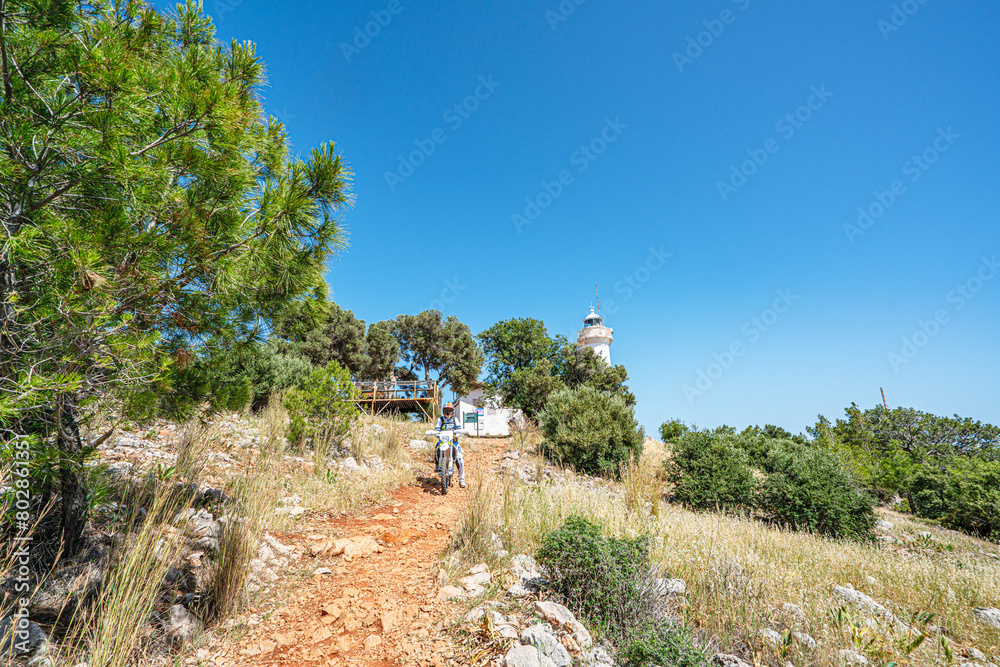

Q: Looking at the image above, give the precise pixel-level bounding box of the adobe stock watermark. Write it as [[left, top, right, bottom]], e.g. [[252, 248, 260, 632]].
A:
[[9, 435, 34, 656], [384, 75, 501, 192], [511, 117, 627, 233], [601, 246, 673, 315], [211, 0, 244, 22], [340, 0, 407, 64], [878, 0, 931, 40], [682, 289, 799, 402], [888, 255, 997, 372], [843, 127, 959, 243], [716, 85, 833, 202], [545, 0, 592, 31], [429, 278, 468, 312], [673, 0, 752, 73]]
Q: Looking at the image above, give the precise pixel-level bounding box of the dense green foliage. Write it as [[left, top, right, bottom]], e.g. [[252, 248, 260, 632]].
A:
[[666, 430, 757, 512], [540, 387, 644, 477], [812, 404, 1000, 538], [284, 362, 360, 451], [0, 0, 352, 551], [659, 419, 690, 443], [537, 517, 706, 667], [478, 317, 634, 417], [758, 445, 877, 540], [392, 310, 483, 396], [619, 621, 707, 667], [664, 426, 876, 540]]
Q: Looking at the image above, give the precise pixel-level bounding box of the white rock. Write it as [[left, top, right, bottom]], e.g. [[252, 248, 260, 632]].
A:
[[832, 585, 894, 622], [506, 645, 542, 667], [652, 578, 686, 596], [839, 649, 869, 666], [974, 607, 1000, 629], [408, 439, 429, 450], [533, 601, 591, 649], [521, 625, 571, 667], [164, 604, 202, 646], [340, 457, 362, 472], [461, 571, 492, 589], [965, 648, 988, 662], [757, 628, 783, 649], [876, 520, 894, 531], [793, 632, 818, 650], [781, 603, 807, 622], [710, 654, 753, 667], [263, 533, 294, 558]]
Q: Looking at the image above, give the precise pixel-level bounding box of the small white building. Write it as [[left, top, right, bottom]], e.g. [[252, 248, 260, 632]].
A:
[[454, 387, 522, 437], [576, 307, 613, 364]]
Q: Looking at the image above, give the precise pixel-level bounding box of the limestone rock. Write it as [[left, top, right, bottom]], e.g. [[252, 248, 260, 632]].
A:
[[973, 607, 1000, 629], [0, 616, 50, 665], [757, 628, 783, 649], [782, 602, 807, 622], [533, 601, 592, 649], [437, 585, 466, 601], [521, 625, 571, 667], [164, 604, 202, 646], [876, 520, 894, 531], [652, 578, 686, 596], [710, 654, 753, 667], [506, 645, 542, 667], [793, 631, 818, 650], [832, 585, 896, 623], [839, 649, 870, 666]]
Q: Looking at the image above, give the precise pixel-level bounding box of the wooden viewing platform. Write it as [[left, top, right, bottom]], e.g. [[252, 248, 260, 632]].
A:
[[353, 379, 439, 418]]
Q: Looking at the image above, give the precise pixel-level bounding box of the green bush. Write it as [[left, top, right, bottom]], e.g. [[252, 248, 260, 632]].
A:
[[906, 459, 1000, 539], [539, 386, 645, 477], [758, 444, 877, 540], [659, 419, 689, 443], [666, 431, 757, 511], [283, 361, 359, 452], [537, 517, 651, 635], [620, 620, 706, 667]]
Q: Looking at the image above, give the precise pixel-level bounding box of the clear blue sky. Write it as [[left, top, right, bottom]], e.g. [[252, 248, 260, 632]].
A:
[[182, 0, 999, 435]]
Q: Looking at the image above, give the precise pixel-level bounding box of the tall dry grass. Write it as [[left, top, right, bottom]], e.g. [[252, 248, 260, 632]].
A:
[[459, 445, 1000, 666], [251, 403, 421, 530], [63, 479, 194, 667]]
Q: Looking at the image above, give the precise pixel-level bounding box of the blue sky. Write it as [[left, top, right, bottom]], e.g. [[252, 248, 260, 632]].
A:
[[186, 0, 999, 435]]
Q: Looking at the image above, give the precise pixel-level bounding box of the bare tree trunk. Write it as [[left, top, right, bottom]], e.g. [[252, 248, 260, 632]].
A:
[[57, 396, 89, 556]]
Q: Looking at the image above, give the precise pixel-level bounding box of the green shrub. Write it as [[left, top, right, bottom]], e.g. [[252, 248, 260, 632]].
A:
[[906, 459, 1000, 539], [620, 620, 706, 667], [659, 419, 689, 443], [539, 386, 645, 477], [283, 361, 359, 452], [666, 431, 757, 511], [536, 517, 657, 640], [758, 445, 877, 540]]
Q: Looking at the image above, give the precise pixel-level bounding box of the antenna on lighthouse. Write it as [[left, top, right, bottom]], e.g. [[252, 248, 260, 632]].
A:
[[595, 282, 600, 317]]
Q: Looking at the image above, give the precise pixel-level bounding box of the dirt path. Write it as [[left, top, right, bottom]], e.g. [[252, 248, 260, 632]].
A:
[[214, 438, 508, 667]]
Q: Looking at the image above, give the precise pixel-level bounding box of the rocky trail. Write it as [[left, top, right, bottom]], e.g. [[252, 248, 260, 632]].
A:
[[210, 437, 510, 667]]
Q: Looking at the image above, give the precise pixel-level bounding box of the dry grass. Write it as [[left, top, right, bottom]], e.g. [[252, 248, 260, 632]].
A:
[[204, 454, 277, 623], [459, 440, 1000, 667], [250, 406, 423, 530], [63, 480, 194, 667]]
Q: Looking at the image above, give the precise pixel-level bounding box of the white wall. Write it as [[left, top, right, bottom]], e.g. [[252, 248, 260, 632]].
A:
[[455, 389, 521, 436]]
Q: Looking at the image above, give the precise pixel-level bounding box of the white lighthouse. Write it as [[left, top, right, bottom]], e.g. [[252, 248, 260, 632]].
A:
[[576, 306, 613, 365]]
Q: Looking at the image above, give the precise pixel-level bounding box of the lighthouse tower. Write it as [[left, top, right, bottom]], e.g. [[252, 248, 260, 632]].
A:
[[576, 306, 613, 365]]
